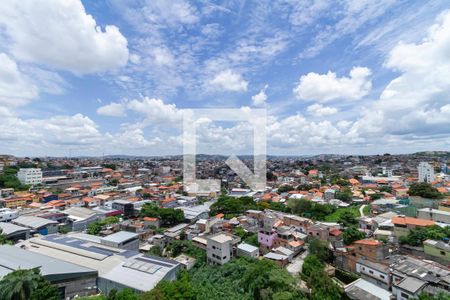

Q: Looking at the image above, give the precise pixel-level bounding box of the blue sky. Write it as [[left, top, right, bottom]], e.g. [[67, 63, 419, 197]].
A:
[[0, 0, 449, 156]]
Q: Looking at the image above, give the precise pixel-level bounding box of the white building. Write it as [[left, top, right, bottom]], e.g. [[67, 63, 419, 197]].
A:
[[324, 189, 336, 201], [418, 162, 435, 183], [0, 208, 19, 222], [237, 243, 259, 258], [206, 233, 240, 265], [17, 168, 42, 185]]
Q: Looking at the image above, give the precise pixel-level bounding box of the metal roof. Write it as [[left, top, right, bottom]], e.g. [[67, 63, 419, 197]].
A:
[[396, 276, 426, 293], [0, 222, 29, 235], [12, 216, 57, 229], [345, 278, 392, 300], [101, 231, 139, 244], [237, 243, 258, 253], [0, 245, 97, 281]]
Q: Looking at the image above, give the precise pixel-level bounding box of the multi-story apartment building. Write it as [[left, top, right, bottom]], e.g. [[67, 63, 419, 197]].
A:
[[206, 233, 240, 265], [17, 168, 43, 185], [417, 162, 435, 183]]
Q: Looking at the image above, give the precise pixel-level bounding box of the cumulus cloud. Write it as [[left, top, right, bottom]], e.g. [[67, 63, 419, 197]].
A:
[[97, 102, 127, 117], [0, 110, 102, 149], [0, 0, 129, 74], [97, 97, 182, 124], [252, 84, 269, 106], [209, 69, 248, 92], [352, 10, 450, 140], [0, 53, 38, 107], [294, 67, 372, 102], [306, 103, 338, 116]]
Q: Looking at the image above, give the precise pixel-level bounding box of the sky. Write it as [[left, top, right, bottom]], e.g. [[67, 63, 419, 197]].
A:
[[0, 0, 449, 157]]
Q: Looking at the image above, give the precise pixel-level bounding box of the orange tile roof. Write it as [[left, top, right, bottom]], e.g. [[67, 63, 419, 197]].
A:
[[82, 197, 96, 203], [392, 216, 435, 226], [437, 187, 448, 193], [354, 239, 382, 246], [273, 220, 283, 228], [329, 229, 342, 236], [349, 179, 360, 185], [143, 217, 158, 222], [289, 240, 304, 247], [215, 213, 224, 219]]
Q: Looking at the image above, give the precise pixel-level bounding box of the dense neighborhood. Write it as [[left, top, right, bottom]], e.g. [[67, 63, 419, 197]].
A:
[[0, 152, 449, 299]]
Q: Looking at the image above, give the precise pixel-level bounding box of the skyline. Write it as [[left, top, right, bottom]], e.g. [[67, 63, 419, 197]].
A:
[[1, 0, 450, 156]]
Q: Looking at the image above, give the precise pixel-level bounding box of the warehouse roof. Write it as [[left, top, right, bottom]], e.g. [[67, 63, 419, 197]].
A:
[[0, 245, 97, 281], [0, 222, 29, 236], [16, 235, 180, 292], [101, 231, 138, 244], [12, 216, 58, 229]]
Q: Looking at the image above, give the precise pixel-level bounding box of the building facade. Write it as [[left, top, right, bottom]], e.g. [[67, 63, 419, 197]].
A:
[[17, 168, 43, 185], [417, 162, 435, 183]]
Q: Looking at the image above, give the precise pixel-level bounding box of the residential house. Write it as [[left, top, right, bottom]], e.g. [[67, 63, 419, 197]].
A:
[[417, 208, 450, 224], [237, 243, 259, 258], [392, 216, 435, 238], [423, 239, 450, 263]]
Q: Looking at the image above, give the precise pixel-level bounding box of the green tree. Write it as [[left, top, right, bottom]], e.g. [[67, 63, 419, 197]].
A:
[[414, 292, 450, 300], [0, 229, 13, 245], [142, 271, 195, 300], [141, 203, 184, 226], [244, 233, 259, 247], [0, 268, 58, 300], [29, 275, 59, 300], [399, 225, 449, 247], [148, 246, 162, 257], [308, 269, 344, 300], [338, 210, 358, 228], [308, 239, 332, 262], [335, 188, 352, 201], [301, 255, 323, 277], [408, 182, 443, 199], [343, 226, 366, 245]]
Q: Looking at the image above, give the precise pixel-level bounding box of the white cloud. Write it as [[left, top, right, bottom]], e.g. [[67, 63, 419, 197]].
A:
[[151, 47, 175, 66], [252, 84, 269, 106], [0, 53, 38, 107], [97, 97, 182, 125], [298, 0, 397, 59], [0, 0, 129, 74], [289, 0, 331, 27], [306, 103, 338, 116], [209, 69, 248, 92], [127, 97, 182, 123], [142, 0, 199, 27], [349, 11, 450, 141], [97, 103, 127, 117], [293, 67, 372, 102]]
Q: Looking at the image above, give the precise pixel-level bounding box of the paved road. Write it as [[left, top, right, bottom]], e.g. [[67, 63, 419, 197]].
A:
[[359, 204, 367, 217], [287, 250, 309, 275]]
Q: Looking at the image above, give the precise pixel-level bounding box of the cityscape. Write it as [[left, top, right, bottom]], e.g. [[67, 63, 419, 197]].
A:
[[1, 1, 450, 300]]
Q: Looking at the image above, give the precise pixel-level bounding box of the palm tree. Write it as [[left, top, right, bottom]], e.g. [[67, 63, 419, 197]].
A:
[[0, 268, 41, 300], [0, 228, 10, 245]]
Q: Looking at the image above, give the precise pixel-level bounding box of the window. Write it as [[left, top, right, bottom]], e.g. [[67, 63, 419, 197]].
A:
[[400, 292, 409, 299], [223, 256, 227, 259], [212, 245, 216, 249], [380, 275, 385, 279], [369, 270, 374, 274]]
